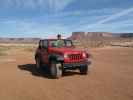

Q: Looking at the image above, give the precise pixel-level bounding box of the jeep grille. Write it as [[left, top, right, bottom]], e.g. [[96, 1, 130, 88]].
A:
[[69, 54, 82, 60]]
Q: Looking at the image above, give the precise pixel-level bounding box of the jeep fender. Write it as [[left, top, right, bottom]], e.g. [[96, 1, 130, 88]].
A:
[[35, 53, 40, 59], [49, 54, 64, 62]]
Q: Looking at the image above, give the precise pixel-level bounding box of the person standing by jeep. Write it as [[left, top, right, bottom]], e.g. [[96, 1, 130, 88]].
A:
[[55, 34, 65, 47]]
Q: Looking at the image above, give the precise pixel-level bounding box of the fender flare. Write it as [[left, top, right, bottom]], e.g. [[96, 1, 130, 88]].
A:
[[49, 54, 64, 62]]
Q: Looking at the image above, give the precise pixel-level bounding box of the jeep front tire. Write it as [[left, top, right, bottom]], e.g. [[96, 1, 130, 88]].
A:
[[79, 65, 88, 75], [50, 61, 62, 79], [36, 57, 41, 69]]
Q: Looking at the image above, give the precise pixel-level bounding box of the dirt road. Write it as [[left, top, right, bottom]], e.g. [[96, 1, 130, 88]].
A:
[[0, 47, 133, 100]]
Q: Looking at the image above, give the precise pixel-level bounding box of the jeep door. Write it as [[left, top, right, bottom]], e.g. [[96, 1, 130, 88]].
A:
[[40, 40, 49, 64]]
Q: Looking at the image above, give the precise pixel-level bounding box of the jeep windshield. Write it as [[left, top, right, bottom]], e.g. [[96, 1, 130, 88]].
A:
[[49, 40, 73, 48]]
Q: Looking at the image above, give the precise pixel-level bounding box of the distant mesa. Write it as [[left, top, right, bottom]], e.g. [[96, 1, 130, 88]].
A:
[[0, 38, 40, 43], [0, 32, 133, 43], [68, 32, 133, 40]]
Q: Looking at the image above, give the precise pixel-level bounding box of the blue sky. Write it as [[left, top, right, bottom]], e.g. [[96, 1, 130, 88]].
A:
[[0, 0, 133, 38]]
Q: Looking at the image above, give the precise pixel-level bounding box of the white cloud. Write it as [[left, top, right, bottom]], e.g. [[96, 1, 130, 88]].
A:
[[0, 0, 75, 12], [0, 19, 71, 37], [48, 0, 75, 12], [76, 18, 133, 33], [95, 7, 133, 24], [86, 7, 133, 29]]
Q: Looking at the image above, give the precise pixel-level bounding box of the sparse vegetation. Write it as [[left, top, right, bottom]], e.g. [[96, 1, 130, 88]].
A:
[[22, 45, 37, 52], [0, 46, 10, 56], [0, 44, 37, 57], [74, 38, 133, 49]]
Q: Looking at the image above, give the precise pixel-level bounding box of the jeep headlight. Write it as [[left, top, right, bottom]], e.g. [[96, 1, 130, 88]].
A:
[[64, 54, 68, 58], [82, 52, 86, 58]]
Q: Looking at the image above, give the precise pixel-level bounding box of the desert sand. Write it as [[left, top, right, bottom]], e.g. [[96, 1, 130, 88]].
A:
[[0, 46, 133, 100]]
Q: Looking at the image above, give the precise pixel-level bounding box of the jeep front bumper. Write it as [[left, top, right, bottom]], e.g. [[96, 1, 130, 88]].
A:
[[63, 60, 91, 69]]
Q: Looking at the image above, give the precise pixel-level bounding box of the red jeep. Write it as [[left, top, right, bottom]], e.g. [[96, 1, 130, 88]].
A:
[[35, 39, 91, 78]]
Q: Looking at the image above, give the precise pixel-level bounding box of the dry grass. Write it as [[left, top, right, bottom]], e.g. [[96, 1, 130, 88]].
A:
[[0, 44, 37, 58], [0, 38, 133, 56], [0, 46, 10, 56], [74, 38, 133, 49], [22, 46, 37, 52]]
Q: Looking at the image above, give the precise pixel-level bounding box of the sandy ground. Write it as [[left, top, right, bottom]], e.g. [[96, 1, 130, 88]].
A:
[[0, 47, 133, 100]]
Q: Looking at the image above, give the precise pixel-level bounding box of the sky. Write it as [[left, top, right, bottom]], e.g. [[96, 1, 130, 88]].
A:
[[0, 0, 133, 38]]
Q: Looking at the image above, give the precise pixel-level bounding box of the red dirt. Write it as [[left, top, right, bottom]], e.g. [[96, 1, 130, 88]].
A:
[[0, 47, 133, 100]]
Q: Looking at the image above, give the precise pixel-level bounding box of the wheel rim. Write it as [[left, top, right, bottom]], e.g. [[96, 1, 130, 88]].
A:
[[36, 58, 40, 68], [51, 63, 56, 76], [50, 62, 62, 78], [56, 64, 62, 77]]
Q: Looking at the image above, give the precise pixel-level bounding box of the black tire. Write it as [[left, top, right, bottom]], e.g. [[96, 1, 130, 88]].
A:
[[79, 65, 88, 75], [50, 61, 62, 79], [35, 57, 41, 69]]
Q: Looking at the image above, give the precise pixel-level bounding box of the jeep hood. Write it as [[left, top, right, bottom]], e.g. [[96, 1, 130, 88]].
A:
[[49, 47, 83, 54]]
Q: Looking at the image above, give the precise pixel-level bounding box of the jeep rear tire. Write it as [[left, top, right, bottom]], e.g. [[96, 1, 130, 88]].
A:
[[50, 61, 62, 79], [79, 65, 88, 75], [36, 57, 41, 69]]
